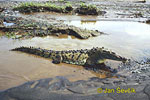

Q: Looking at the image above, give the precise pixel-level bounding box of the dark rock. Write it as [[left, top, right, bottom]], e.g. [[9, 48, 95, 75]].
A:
[[144, 85, 150, 99], [0, 92, 113, 100], [48, 76, 71, 91], [0, 76, 150, 100], [135, 0, 146, 3], [65, 6, 73, 12], [98, 11, 107, 15], [146, 20, 150, 24], [75, 4, 99, 15], [107, 85, 149, 100], [109, 92, 149, 100], [113, 80, 126, 85]]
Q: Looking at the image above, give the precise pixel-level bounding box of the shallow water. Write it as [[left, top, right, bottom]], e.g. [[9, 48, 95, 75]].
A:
[[65, 21, 150, 60], [1, 36, 112, 90], [22, 12, 150, 60], [0, 32, 124, 90], [27, 12, 146, 22]]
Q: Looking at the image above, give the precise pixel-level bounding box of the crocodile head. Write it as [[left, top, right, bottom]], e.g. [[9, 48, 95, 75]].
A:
[[85, 47, 127, 66]]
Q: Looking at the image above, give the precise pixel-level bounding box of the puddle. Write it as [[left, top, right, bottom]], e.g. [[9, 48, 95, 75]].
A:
[[21, 12, 147, 23], [27, 12, 98, 21], [64, 21, 150, 61]]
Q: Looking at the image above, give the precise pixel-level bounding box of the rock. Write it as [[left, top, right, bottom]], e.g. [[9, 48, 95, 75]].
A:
[[109, 92, 149, 100], [0, 14, 102, 39], [75, 4, 99, 15], [144, 85, 150, 99], [146, 20, 150, 24], [0, 76, 150, 100], [135, 0, 146, 3]]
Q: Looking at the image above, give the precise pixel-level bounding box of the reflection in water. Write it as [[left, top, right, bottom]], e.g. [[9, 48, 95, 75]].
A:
[[53, 34, 76, 39], [65, 21, 150, 60], [24, 12, 98, 22]]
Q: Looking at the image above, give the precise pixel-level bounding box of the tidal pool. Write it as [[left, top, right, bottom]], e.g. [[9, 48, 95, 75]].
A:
[[23, 12, 150, 60], [65, 21, 150, 61]]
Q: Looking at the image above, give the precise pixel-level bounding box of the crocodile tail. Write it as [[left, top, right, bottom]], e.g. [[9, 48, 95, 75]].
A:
[[11, 46, 52, 58]]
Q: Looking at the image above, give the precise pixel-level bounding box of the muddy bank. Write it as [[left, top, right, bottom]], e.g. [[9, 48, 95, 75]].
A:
[[12, 2, 104, 15], [0, 14, 102, 39], [0, 0, 150, 19], [13, 2, 74, 14]]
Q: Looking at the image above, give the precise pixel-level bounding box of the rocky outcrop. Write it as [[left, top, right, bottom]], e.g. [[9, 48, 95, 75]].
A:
[[146, 19, 150, 24], [0, 76, 150, 100], [75, 4, 105, 15], [0, 15, 102, 39], [13, 2, 104, 16], [13, 3, 73, 13]]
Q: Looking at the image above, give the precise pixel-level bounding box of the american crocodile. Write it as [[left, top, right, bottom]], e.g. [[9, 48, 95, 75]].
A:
[[11, 47, 126, 70]]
